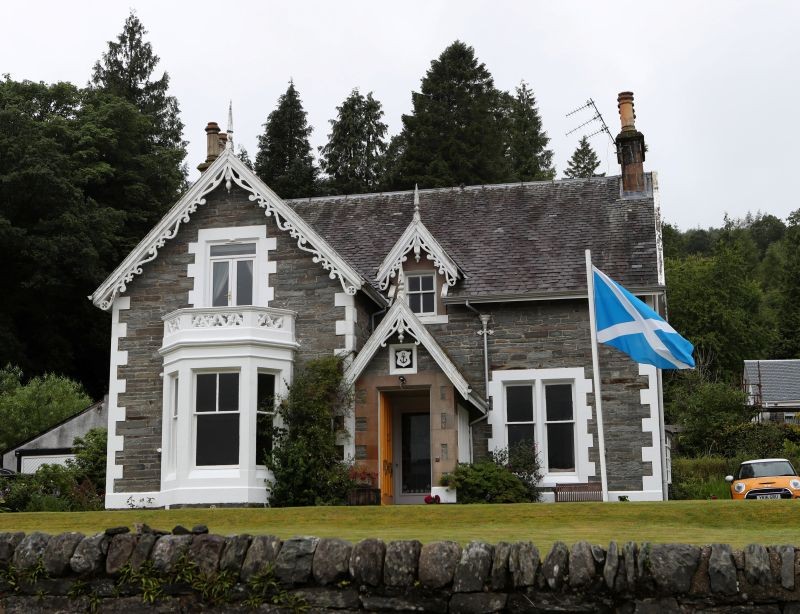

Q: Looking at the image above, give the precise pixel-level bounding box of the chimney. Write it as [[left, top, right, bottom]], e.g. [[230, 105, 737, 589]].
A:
[[197, 122, 221, 173], [615, 91, 646, 193]]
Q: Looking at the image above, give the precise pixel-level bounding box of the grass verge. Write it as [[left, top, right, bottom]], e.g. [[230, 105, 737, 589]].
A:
[[1, 500, 797, 549]]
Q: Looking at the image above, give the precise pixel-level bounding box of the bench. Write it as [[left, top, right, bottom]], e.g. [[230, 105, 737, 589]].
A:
[[554, 482, 603, 502]]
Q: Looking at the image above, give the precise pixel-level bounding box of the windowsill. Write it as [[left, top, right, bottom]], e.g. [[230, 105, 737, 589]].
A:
[[540, 473, 581, 487], [189, 468, 240, 479], [417, 314, 448, 324]]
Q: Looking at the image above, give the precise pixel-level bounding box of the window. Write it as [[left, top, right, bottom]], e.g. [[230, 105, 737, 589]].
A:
[[504, 382, 576, 474], [168, 374, 179, 474], [407, 274, 435, 315], [255, 373, 276, 466], [195, 372, 240, 466], [210, 243, 256, 306]]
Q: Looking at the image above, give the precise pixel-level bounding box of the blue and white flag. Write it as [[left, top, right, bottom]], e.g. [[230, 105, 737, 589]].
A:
[[592, 266, 695, 370]]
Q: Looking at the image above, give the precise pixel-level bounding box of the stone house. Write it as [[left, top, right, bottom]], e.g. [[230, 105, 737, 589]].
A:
[[91, 92, 670, 508]]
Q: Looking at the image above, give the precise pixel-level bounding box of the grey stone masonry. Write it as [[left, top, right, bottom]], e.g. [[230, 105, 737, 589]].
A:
[[114, 184, 381, 494], [2, 533, 800, 611]]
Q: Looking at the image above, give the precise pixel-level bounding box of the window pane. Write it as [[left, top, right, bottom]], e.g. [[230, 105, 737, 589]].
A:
[[409, 294, 421, 313], [212, 261, 229, 306], [196, 414, 239, 465], [257, 373, 276, 413], [420, 275, 434, 291], [545, 384, 573, 421], [422, 293, 434, 313], [218, 373, 239, 412], [236, 260, 253, 305], [547, 423, 575, 471], [506, 386, 533, 422], [255, 413, 273, 465], [196, 374, 217, 412], [210, 243, 256, 257], [401, 413, 431, 493], [508, 424, 536, 449], [408, 276, 420, 292]]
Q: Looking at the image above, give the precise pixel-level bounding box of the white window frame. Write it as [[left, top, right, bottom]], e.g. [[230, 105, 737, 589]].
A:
[[187, 225, 277, 308], [193, 369, 242, 469], [405, 273, 436, 316], [209, 242, 257, 307], [488, 367, 594, 487]]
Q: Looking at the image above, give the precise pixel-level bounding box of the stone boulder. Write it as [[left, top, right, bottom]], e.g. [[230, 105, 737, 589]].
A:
[[349, 538, 385, 587], [542, 541, 569, 590], [106, 533, 137, 576], [274, 536, 318, 585], [708, 544, 738, 595], [149, 535, 191, 574], [0, 532, 24, 566], [648, 544, 701, 594], [418, 541, 462, 589], [13, 532, 50, 571], [70, 533, 109, 575], [188, 534, 226, 576], [241, 535, 282, 581], [509, 542, 539, 588], [313, 538, 352, 586], [384, 540, 422, 587], [220, 534, 252, 575], [453, 541, 494, 593], [43, 532, 84, 576], [569, 541, 596, 589], [490, 542, 512, 591]]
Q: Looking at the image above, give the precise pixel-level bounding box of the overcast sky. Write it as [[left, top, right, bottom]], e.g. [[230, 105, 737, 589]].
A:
[[4, 1, 798, 229]]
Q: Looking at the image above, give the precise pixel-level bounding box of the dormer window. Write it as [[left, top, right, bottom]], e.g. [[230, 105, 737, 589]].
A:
[[407, 274, 435, 315], [210, 243, 256, 306]]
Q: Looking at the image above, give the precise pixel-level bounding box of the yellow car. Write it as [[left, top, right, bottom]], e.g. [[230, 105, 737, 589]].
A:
[[726, 458, 800, 500]]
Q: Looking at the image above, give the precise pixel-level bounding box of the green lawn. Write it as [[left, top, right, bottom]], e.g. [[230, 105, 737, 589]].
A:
[[1, 501, 797, 549]]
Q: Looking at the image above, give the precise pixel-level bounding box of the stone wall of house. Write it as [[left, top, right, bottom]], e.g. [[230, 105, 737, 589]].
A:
[[432, 301, 653, 492], [114, 185, 376, 493], [2, 529, 799, 612]]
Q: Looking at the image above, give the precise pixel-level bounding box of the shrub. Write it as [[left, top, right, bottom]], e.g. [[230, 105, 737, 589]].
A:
[[265, 356, 356, 506], [441, 461, 531, 503], [716, 422, 800, 459], [490, 439, 543, 502], [68, 427, 107, 492], [670, 455, 739, 500], [1, 463, 103, 512]]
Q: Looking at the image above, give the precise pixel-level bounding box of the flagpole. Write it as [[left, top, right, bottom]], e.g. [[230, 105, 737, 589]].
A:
[[585, 249, 609, 502]]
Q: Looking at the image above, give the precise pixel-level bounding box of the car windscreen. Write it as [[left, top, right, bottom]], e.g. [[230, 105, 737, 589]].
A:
[[738, 461, 796, 479]]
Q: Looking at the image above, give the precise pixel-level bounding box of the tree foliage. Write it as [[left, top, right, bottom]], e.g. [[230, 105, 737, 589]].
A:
[[255, 81, 318, 199], [564, 135, 603, 178], [504, 81, 555, 181], [0, 365, 91, 451], [387, 41, 508, 189], [265, 356, 354, 506], [320, 89, 387, 194]]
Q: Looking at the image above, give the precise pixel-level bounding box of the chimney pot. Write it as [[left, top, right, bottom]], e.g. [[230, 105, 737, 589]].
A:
[[617, 91, 636, 131], [615, 91, 646, 194], [198, 122, 222, 173]]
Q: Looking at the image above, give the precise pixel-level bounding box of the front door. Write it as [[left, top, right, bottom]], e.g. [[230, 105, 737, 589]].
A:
[[379, 393, 394, 505], [398, 412, 431, 500]]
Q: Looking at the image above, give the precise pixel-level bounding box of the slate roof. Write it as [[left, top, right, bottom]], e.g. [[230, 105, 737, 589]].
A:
[[287, 174, 661, 298], [743, 360, 800, 404]]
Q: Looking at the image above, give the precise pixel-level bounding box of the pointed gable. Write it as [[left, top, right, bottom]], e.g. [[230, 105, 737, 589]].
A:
[[90, 149, 378, 311], [375, 185, 462, 291]]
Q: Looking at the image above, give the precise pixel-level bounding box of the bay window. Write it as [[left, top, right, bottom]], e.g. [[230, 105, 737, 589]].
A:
[[195, 372, 240, 466]]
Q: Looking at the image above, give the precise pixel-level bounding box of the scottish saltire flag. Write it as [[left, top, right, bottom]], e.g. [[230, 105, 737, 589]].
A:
[[593, 266, 695, 369]]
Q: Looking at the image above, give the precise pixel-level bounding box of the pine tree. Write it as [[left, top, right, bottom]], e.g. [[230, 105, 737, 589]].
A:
[[505, 81, 555, 181], [388, 41, 508, 189], [564, 136, 603, 178], [320, 89, 387, 194], [255, 81, 318, 198], [91, 12, 186, 153]]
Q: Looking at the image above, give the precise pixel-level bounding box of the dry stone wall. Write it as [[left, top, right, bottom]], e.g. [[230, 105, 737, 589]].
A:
[[2, 528, 800, 612]]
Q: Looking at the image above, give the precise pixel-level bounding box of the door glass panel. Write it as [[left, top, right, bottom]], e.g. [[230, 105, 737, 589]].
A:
[[212, 261, 229, 306], [236, 260, 254, 305], [401, 413, 431, 494]]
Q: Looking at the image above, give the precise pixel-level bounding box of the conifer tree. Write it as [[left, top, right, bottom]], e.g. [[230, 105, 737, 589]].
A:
[[389, 41, 508, 189], [320, 89, 387, 194], [255, 81, 318, 198], [564, 136, 603, 178], [505, 81, 555, 181]]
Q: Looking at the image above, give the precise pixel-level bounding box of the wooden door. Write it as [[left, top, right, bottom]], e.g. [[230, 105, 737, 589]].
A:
[[379, 392, 394, 505]]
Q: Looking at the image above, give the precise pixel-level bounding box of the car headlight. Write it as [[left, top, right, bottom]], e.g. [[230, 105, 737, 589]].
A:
[[790, 479, 800, 490], [734, 482, 746, 494]]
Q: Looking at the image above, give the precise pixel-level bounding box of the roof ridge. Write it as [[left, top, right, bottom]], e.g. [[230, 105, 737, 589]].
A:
[[287, 174, 627, 204]]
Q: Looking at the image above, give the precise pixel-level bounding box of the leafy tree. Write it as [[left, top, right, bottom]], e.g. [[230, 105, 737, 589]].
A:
[[265, 356, 354, 506], [505, 81, 555, 181], [665, 370, 752, 456], [388, 41, 508, 189], [746, 212, 786, 258], [0, 365, 91, 451], [89, 12, 187, 241], [68, 427, 108, 491], [776, 209, 800, 357], [255, 81, 318, 198], [237, 145, 254, 170], [320, 89, 387, 194], [564, 135, 603, 178], [661, 222, 685, 260]]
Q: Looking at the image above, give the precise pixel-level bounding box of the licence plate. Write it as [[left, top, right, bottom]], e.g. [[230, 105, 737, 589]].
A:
[[757, 494, 781, 499]]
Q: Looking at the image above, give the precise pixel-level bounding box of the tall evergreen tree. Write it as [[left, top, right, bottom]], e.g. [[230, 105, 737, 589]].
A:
[[319, 89, 387, 194], [505, 81, 555, 181], [255, 81, 318, 198], [90, 12, 186, 243], [777, 209, 800, 358], [388, 41, 508, 189], [564, 136, 603, 178]]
